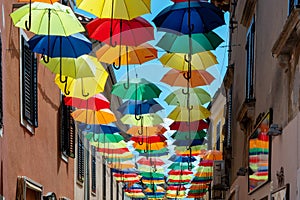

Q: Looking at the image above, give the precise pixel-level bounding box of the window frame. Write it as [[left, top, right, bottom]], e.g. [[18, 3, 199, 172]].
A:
[[16, 176, 43, 200], [19, 29, 38, 134]]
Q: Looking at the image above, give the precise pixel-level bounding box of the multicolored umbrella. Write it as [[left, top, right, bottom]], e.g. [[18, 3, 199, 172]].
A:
[[203, 150, 223, 160], [86, 17, 154, 46], [71, 109, 116, 124], [175, 145, 207, 156], [165, 88, 211, 106], [170, 120, 209, 131], [121, 113, 163, 127], [168, 106, 211, 122], [85, 132, 124, 143], [131, 134, 167, 144], [161, 69, 215, 87], [78, 124, 119, 134], [156, 31, 224, 54], [171, 130, 207, 140], [118, 99, 163, 115], [127, 125, 167, 136], [133, 142, 167, 151], [137, 157, 165, 166], [64, 94, 110, 111]]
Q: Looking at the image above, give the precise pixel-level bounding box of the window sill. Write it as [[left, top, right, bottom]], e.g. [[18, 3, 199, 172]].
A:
[[237, 99, 255, 131], [76, 180, 84, 187], [20, 120, 35, 135], [61, 153, 68, 163]]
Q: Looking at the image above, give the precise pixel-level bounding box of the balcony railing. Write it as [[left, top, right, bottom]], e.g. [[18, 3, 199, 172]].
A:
[[289, 0, 300, 15]]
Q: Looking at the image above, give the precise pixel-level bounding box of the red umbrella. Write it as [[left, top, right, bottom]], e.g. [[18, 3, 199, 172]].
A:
[[199, 159, 214, 167], [137, 157, 165, 166], [86, 17, 154, 46], [167, 185, 186, 191], [97, 147, 130, 154], [131, 134, 167, 144], [64, 94, 110, 110], [170, 120, 209, 131], [168, 170, 193, 175]]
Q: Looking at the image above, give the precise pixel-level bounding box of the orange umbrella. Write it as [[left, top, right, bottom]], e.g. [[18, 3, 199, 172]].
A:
[[108, 162, 135, 169], [18, 0, 58, 2], [127, 125, 167, 136], [71, 109, 116, 124], [133, 142, 167, 151], [161, 69, 215, 87], [202, 150, 223, 160]]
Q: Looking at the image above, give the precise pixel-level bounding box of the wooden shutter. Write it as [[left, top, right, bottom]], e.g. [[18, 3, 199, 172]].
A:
[[77, 133, 84, 182], [91, 146, 96, 193], [60, 97, 75, 158], [22, 36, 38, 127]]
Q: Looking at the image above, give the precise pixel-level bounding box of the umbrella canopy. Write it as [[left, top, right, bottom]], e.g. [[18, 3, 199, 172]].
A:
[[136, 148, 169, 157], [127, 125, 167, 136], [133, 142, 167, 151], [153, 1, 225, 34], [173, 138, 205, 146], [10, 2, 84, 35], [168, 106, 211, 122], [140, 172, 165, 179], [111, 78, 162, 100], [76, 0, 151, 19], [156, 31, 224, 54], [28, 33, 92, 58], [131, 135, 167, 144], [159, 51, 217, 71], [169, 155, 196, 163], [203, 150, 223, 160], [97, 147, 130, 154], [85, 132, 124, 143], [168, 162, 195, 170], [41, 54, 98, 79], [170, 120, 209, 131], [18, 0, 58, 2], [64, 94, 110, 111], [55, 61, 108, 99], [199, 159, 214, 167], [171, 130, 207, 140], [165, 88, 211, 106], [108, 161, 136, 170], [118, 99, 163, 115], [90, 140, 127, 149], [137, 157, 165, 166], [161, 69, 215, 87], [121, 113, 163, 127], [86, 17, 154, 46], [168, 170, 193, 175], [96, 43, 157, 65], [175, 145, 207, 156], [78, 124, 120, 134], [71, 109, 116, 124]]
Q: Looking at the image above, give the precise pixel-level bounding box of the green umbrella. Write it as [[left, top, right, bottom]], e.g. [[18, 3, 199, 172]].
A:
[[175, 145, 207, 152], [10, 2, 84, 35], [111, 78, 162, 100], [121, 113, 163, 126], [106, 157, 133, 162], [135, 147, 168, 154], [85, 133, 124, 143], [156, 31, 224, 54], [168, 162, 195, 170], [165, 88, 211, 106], [171, 130, 207, 140], [140, 172, 165, 179]]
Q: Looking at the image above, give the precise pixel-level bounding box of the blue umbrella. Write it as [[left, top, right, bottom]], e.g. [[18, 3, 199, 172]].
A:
[[153, 1, 225, 34], [117, 99, 163, 115], [172, 138, 205, 146], [169, 155, 196, 163], [28, 33, 92, 58], [78, 123, 120, 134]]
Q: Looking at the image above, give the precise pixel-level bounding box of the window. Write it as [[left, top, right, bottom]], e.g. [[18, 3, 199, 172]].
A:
[[60, 95, 75, 158], [226, 86, 233, 147], [102, 163, 106, 199], [216, 121, 221, 150], [77, 133, 84, 183], [246, 18, 255, 101], [91, 146, 96, 194], [16, 176, 43, 200], [248, 110, 272, 193], [20, 33, 38, 131]]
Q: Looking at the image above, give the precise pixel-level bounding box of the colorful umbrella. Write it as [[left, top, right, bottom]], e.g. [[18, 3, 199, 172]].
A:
[[28, 33, 92, 58], [165, 88, 211, 106], [85, 132, 124, 143], [140, 172, 165, 179], [173, 138, 205, 146], [55, 61, 108, 99], [133, 142, 167, 151], [121, 113, 163, 127], [131, 135, 167, 144], [171, 130, 207, 140], [71, 109, 116, 124], [137, 157, 165, 166], [17, 0, 58, 3], [169, 155, 197, 162], [156, 31, 224, 54], [168, 162, 195, 170], [118, 99, 163, 115], [41, 54, 98, 79], [161, 69, 215, 87], [203, 149, 223, 160], [168, 106, 211, 122], [175, 145, 207, 156], [111, 78, 162, 100], [159, 51, 218, 71], [90, 140, 127, 149], [86, 17, 154, 46], [168, 170, 193, 175], [10, 2, 84, 34], [170, 120, 209, 131], [76, 0, 151, 19], [136, 148, 169, 157], [78, 124, 119, 134], [64, 94, 110, 111], [127, 125, 167, 136], [153, 1, 225, 34]]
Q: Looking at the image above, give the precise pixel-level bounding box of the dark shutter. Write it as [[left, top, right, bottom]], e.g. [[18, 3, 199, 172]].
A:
[[60, 96, 75, 158], [102, 163, 106, 199], [77, 133, 84, 182], [0, 34, 3, 128], [246, 19, 255, 101], [22, 36, 38, 127], [110, 168, 113, 200], [91, 146, 96, 193]]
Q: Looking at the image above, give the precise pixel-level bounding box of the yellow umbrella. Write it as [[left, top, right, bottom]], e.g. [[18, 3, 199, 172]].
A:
[[71, 109, 116, 124], [142, 179, 165, 185], [76, 0, 151, 20], [121, 113, 163, 127], [18, 0, 58, 2], [168, 106, 211, 122], [108, 161, 135, 169], [159, 51, 218, 71], [127, 125, 167, 136], [96, 43, 157, 66], [55, 61, 108, 99]]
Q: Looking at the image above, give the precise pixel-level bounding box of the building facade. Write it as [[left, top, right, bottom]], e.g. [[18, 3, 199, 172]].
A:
[[224, 0, 300, 199]]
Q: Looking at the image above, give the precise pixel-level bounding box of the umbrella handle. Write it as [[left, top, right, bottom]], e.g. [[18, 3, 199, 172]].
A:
[[42, 54, 50, 63], [63, 80, 70, 95], [25, 0, 32, 31], [81, 79, 89, 97], [112, 62, 121, 70], [137, 117, 144, 135], [85, 124, 91, 131], [137, 138, 143, 145], [181, 88, 189, 95], [123, 62, 130, 89], [135, 114, 142, 121]]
